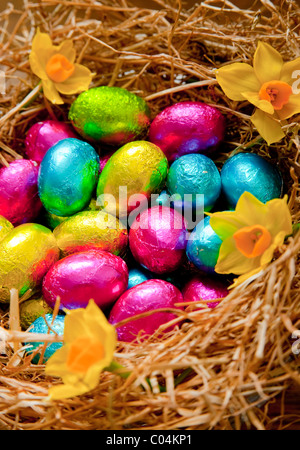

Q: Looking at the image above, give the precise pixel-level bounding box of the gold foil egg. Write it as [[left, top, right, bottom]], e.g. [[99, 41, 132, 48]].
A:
[[0, 223, 60, 302], [53, 210, 128, 257], [96, 141, 169, 219], [0, 215, 13, 242], [19, 297, 53, 330]]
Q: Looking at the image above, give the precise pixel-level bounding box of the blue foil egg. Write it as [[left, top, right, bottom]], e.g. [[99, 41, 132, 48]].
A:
[[27, 313, 65, 364], [38, 138, 100, 216], [186, 216, 222, 274], [221, 152, 283, 209], [166, 154, 221, 215], [127, 267, 153, 289]]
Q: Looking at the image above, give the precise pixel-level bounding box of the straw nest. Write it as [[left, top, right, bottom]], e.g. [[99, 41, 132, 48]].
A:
[[0, 0, 299, 430]]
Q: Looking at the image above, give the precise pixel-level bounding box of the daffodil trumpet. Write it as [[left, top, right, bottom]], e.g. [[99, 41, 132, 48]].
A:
[[216, 41, 300, 145]]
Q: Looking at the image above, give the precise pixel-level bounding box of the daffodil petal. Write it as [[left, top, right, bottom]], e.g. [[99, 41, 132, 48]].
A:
[[250, 109, 285, 145], [30, 28, 54, 75], [253, 41, 283, 84], [241, 91, 274, 114], [215, 236, 260, 275], [208, 211, 247, 240], [29, 51, 48, 80], [264, 196, 292, 237], [260, 230, 286, 266], [280, 57, 300, 85], [54, 39, 76, 63], [55, 63, 93, 95], [215, 63, 260, 101], [229, 267, 264, 289], [276, 94, 300, 120], [235, 191, 268, 225], [42, 79, 64, 104], [48, 379, 94, 400]]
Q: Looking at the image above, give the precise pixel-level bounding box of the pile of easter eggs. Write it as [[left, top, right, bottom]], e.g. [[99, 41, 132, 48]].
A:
[[0, 85, 284, 361]]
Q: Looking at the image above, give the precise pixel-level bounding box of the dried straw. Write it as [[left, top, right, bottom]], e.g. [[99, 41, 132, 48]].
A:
[[0, 0, 299, 430]]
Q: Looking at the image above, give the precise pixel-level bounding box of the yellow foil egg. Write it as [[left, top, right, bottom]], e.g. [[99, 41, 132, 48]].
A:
[[96, 141, 168, 219], [0, 223, 60, 302], [53, 210, 128, 257], [0, 215, 13, 242], [19, 297, 53, 330]]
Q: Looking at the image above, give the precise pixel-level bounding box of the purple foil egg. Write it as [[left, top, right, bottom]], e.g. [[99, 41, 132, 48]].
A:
[[42, 249, 129, 311], [0, 159, 42, 226], [182, 275, 229, 309], [149, 101, 225, 162], [109, 279, 183, 342], [129, 205, 188, 274], [25, 120, 77, 164]]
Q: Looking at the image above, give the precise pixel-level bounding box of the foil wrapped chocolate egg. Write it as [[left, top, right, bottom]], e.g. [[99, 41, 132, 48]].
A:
[[25, 120, 77, 164], [0, 216, 13, 242], [42, 249, 129, 311], [127, 267, 153, 289], [109, 279, 183, 342], [100, 149, 115, 171], [166, 153, 221, 215], [0, 223, 60, 302], [129, 205, 187, 274], [69, 86, 151, 145], [20, 297, 53, 330], [27, 313, 65, 363], [186, 216, 222, 274], [149, 101, 225, 162], [182, 275, 229, 309], [97, 141, 168, 219], [53, 210, 128, 257], [38, 138, 100, 216], [0, 159, 42, 226], [221, 152, 283, 208]]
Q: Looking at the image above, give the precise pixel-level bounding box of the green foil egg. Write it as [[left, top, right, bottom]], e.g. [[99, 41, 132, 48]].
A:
[[69, 86, 151, 146], [0, 215, 13, 242], [53, 210, 128, 257], [19, 297, 53, 330], [96, 141, 169, 219], [0, 223, 60, 302]]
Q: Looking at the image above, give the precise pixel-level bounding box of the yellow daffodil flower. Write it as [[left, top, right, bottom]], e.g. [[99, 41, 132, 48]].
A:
[[207, 191, 293, 287], [29, 28, 93, 105], [215, 41, 300, 145], [45, 300, 117, 400]]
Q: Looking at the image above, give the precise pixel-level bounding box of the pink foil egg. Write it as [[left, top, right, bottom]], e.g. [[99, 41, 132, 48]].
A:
[[109, 279, 183, 342], [149, 101, 225, 162], [25, 120, 77, 164], [182, 275, 229, 309], [129, 205, 188, 274], [0, 159, 42, 226], [42, 249, 128, 311], [100, 149, 115, 171]]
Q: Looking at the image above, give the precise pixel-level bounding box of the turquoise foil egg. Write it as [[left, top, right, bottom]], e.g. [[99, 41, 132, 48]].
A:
[[38, 138, 100, 216], [186, 216, 222, 274], [127, 267, 153, 290], [27, 313, 65, 364], [221, 152, 283, 209]]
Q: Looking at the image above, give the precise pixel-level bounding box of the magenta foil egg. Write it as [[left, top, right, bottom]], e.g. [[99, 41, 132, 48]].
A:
[[0, 159, 42, 226], [182, 275, 229, 309], [129, 205, 188, 274], [149, 101, 225, 162], [42, 249, 129, 311], [25, 120, 77, 164], [109, 279, 183, 342]]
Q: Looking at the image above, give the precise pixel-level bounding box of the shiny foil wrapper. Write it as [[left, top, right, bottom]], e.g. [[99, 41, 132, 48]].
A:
[[25, 120, 77, 164], [38, 138, 100, 217], [27, 313, 65, 363], [149, 101, 225, 162], [129, 205, 187, 274], [221, 152, 283, 208], [0, 223, 60, 302], [0, 159, 42, 226], [42, 249, 129, 311], [0, 216, 13, 242], [186, 216, 222, 274], [127, 267, 153, 289], [20, 297, 53, 330], [166, 153, 221, 213], [182, 275, 229, 309], [109, 279, 183, 342], [69, 86, 151, 146], [97, 141, 168, 218], [53, 210, 128, 257]]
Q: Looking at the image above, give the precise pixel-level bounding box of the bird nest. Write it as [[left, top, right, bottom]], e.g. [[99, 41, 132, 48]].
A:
[[0, 0, 299, 430]]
